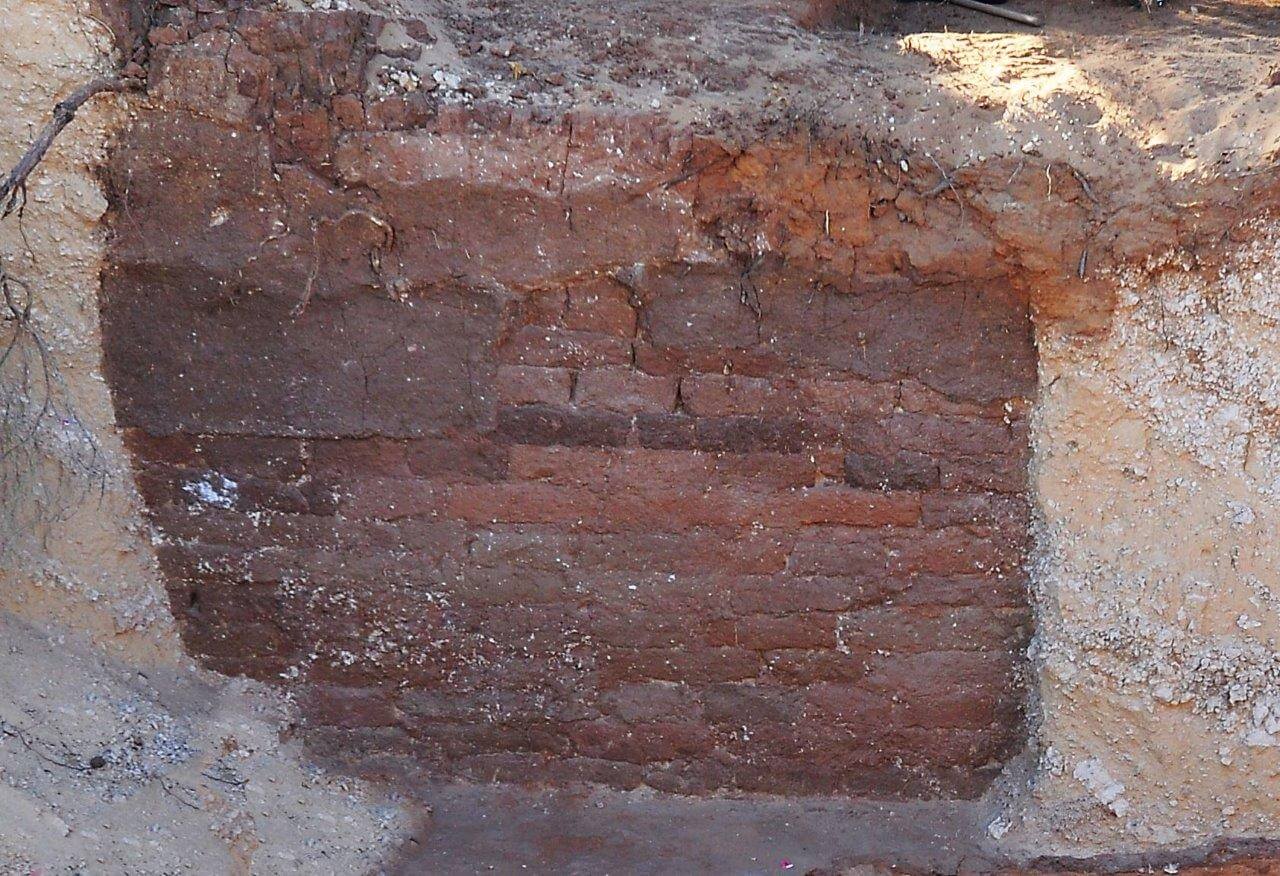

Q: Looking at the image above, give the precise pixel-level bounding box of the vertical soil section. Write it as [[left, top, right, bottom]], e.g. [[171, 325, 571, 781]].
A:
[[99, 7, 1034, 798]]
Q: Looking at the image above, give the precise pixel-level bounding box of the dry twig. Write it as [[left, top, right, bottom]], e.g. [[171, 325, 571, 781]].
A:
[[1, 74, 138, 544]]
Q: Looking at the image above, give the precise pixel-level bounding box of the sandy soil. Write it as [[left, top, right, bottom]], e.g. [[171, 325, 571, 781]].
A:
[[0, 614, 417, 875]]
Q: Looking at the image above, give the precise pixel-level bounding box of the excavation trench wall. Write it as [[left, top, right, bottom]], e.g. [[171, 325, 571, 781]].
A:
[[99, 9, 1039, 799], [64, 0, 1280, 856]]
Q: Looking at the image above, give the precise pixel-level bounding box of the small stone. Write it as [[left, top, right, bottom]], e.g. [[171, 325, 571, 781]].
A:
[[89, 755, 107, 769]]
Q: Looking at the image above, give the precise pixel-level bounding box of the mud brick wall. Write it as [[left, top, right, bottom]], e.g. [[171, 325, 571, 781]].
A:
[[99, 9, 1035, 798]]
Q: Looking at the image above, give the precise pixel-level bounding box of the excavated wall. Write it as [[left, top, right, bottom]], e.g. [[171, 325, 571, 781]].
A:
[[102, 9, 1036, 799]]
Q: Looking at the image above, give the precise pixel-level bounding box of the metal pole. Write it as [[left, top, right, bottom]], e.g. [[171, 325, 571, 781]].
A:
[[947, 0, 1044, 27]]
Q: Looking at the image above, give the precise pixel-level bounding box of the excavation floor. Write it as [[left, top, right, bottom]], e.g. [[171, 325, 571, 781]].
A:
[[391, 782, 1000, 874]]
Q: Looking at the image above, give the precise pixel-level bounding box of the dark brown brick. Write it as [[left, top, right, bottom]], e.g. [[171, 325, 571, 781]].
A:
[[843, 450, 941, 491], [494, 405, 631, 447]]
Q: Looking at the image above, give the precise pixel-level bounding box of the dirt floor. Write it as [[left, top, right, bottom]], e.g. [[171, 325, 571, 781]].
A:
[[0, 615, 418, 875], [2, 0, 1280, 872]]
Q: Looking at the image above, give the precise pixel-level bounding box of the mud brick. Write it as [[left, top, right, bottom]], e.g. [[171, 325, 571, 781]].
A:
[[405, 436, 508, 481], [843, 450, 941, 491], [447, 482, 600, 524], [863, 650, 1021, 694], [893, 573, 1029, 610], [183, 619, 298, 678], [575, 529, 791, 576], [921, 491, 1029, 530], [396, 688, 475, 721], [679, 373, 788, 418], [234, 476, 312, 514], [834, 605, 1029, 655], [525, 756, 646, 791], [885, 411, 1019, 457], [940, 453, 1028, 494], [707, 612, 836, 650], [519, 289, 568, 328], [784, 526, 904, 577], [103, 61, 1039, 798], [599, 682, 703, 724], [574, 367, 678, 414], [600, 647, 763, 684], [275, 105, 334, 165], [726, 575, 857, 614], [465, 525, 577, 568], [762, 649, 871, 684], [507, 445, 613, 486], [635, 412, 697, 449], [694, 416, 814, 453], [309, 437, 409, 478], [802, 682, 899, 728], [331, 92, 366, 128], [637, 265, 762, 352], [300, 684, 396, 730], [886, 525, 1019, 576], [495, 365, 573, 405], [569, 719, 714, 764], [445, 565, 569, 605], [564, 277, 638, 337], [494, 404, 631, 447], [701, 682, 799, 724], [339, 477, 449, 520], [498, 325, 633, 369], [780, 487, 921, 527]]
